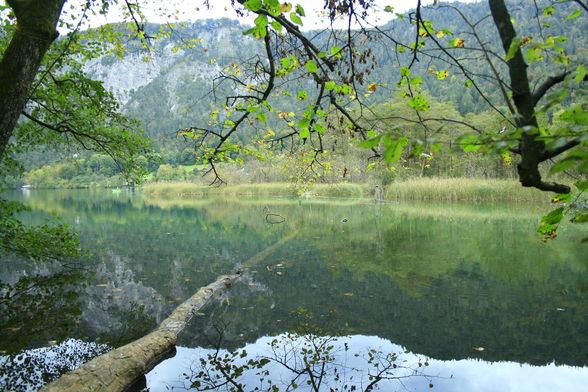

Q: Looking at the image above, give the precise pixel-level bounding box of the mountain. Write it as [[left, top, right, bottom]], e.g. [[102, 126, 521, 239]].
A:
[[84, 1, 587, 150], [7, 0, 585, 182]]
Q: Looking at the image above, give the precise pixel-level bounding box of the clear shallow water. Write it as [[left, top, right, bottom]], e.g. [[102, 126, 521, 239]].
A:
[[1, 189, 587, 391]]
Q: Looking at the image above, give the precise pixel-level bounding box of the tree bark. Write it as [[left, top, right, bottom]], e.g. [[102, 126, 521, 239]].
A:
[[0, 0, 66, 159], [488, 0, 570, 194]]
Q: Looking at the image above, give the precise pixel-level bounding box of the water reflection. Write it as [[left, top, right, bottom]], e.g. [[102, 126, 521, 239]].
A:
[[0, 189, 587, 390], [147, 335, 588, 392]]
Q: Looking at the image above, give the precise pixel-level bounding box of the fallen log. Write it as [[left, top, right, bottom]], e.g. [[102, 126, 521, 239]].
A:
[[40, 275, 238, 392], [40, 230, 300, 392]]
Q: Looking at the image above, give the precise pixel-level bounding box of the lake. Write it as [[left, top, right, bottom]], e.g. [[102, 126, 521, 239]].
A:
[[1, 189, 587, 391]]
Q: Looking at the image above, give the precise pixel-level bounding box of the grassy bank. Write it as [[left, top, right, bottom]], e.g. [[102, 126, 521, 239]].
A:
[[143, 178, 551, 203]]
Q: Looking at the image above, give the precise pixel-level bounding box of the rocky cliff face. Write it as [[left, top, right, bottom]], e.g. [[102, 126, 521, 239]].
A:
[[84, 19, 253, 112]]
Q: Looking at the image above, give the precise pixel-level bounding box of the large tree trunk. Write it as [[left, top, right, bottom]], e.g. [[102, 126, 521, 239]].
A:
[[0, 0, 66, 158], [488, 0, 571, 193]]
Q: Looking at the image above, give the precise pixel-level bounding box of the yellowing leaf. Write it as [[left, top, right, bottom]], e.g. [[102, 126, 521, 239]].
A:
[[436, 70, 449, 80], [449, 38, 465, 47], [280, 3, 292, 13]]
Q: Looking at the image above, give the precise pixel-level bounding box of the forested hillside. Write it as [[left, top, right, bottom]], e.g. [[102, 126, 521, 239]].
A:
[[10, 0, 588, 188]]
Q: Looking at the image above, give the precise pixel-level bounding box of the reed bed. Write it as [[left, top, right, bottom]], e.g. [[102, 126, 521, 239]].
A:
[[144, 178, 552, 203], [384, 178, 549, 202]]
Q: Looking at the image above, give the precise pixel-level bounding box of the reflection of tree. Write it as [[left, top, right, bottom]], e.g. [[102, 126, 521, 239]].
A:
[[180, 239, 587, 367], [0, 260, 87, 354], [4, 190, 587, 374], [0, 339, 109, 392], [187, 311, 434, 392]]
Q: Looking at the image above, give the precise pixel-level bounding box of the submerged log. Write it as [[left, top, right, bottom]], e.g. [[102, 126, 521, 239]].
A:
[[41, 230, 300, 392], [40, 275, 238, 392]]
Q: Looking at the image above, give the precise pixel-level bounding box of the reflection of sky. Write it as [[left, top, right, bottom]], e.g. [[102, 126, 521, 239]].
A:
[[147, 335, 588, 392]]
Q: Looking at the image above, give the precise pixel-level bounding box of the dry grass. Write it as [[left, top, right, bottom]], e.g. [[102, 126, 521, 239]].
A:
[[144, 178, 552, 202], [143, 182, 370, 198], [384, 178, 549, 202]]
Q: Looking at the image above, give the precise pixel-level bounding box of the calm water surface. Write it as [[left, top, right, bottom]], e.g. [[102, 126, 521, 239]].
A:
[[0, 189, 586, 391]]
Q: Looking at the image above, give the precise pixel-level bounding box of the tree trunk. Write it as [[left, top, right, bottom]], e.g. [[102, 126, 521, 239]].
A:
[[488, 0, 570, 193], [0, 0, 66, 158]]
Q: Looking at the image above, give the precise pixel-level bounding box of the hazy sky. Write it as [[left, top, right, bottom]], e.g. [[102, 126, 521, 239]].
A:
[[85, 0, 482, 31], [0, 0, 482, 33]]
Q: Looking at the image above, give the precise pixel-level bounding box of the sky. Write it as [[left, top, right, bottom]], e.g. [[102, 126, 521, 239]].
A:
[[82, 0, 482, 31], [0, 0, 481, 33]]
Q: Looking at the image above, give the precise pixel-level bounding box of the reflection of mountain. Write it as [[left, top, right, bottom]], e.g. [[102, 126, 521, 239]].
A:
[[82, 251, 168, 335]]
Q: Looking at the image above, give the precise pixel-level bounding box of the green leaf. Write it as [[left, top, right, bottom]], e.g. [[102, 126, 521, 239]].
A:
[[543, 6, 555, 17], [271, 21, 283, 31], [552, 54, 569, 66], [505, 37, 521, 61], [297, 91, 308, 100], [331, 46, 343, 57], [383, 136, 408, 164], [541, 207, 564, 225], [315, 123, 326, 134], [243, 0, 262, 12], [305, 60, 318, 73], [409, 76, 423, 85], [400, 67, 411, 77], [298, 118, 311, 129], [358, 135, 382, 149], [254, 14, 268, 28], [295, 4, 305, 16], [576, 180, 588, 192], [257, 112, 267, 123], [572, 214, 588, 223], [564, 9, 582, 21], [290, 12, 303, 25], [549, 156, 580, 175], [574, 65, 586, 84], [407, 95, 430, 111], [526, 47, 544, 64], [299, 128, 310, 139], [459, 134, 481, 152], [560, 107, 588, 125], [243, 26, 266, 39], [325, 81, 336, 90]]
